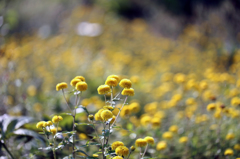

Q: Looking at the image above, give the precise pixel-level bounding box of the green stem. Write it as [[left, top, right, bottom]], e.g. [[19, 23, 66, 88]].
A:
[[62, 89, 73, 114], [142, 144, 148, 158], [2, 141, 15, 159]]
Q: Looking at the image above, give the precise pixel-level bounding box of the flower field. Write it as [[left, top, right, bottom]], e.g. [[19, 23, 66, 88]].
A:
[[1, 3, 240, 159]]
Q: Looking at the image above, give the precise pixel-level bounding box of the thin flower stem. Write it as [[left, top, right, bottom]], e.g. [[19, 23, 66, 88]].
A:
[[113, 89, 123, 100], [62, 89, 72, 114], [110, 96, 128, 127], [53, 122, 59, 159], [139, 147, 142, 159], [72, 94, 79, 159], [2, 141, 15, 159], [142, 144, 148, 158]]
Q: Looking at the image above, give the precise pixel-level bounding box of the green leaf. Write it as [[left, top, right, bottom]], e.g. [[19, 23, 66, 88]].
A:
[[14, 129, 45, 142], [75, 123, 93, 126], [75, 149, 89, 156], [5, 119, 18, 138]]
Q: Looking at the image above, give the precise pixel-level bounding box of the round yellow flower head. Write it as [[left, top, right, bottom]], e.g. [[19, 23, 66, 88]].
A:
[[108, 75, 120, 83], [140, 115, 151, 126], [105, 77, 118, 87], [74, 76, 85, 82], [199, 80, 208, 90], [185, 98, 196, 105], [43, 121, 53, 127], [103, 105, 114, 110], [129, 102, 140, 113], [111, 141, 124, 150], [70, 79, 81, 87], [130, 146, 135, 151], [88, 114, 94, 121], [151, 118, 161, 128], [76, 82, 88, 91], [135, 138, 147, 147], [224, 148, 234, 156], [231, 97, 240, 106], [52, 115, 63, 123], [79, 133, 88, 140], [144, 136, 154, 145], [97, 85, 111, 95], [226, 133, 235, 140], [112, 156, 123, 159], [234, 144, 240, 151], [101, 110, 113, 121], [207, 103, 216, 111], [120, 106, 131, 117], [179, 136, 188, 143], [110, 115, 116, 124], [174, 73, 186, 84], [50, 128, 57, 135], [162, 131, 173, 140], [56, 82, 68, 91], [119, 79, 132, 88], [92, 154, 98, 157], [36, 121, 46, 129], [156, 141, 167, 150], [115, 146, 129, 157], [169, 125, 178, 133], [121, 88, 134, 96], [94, 109, 104, 121]]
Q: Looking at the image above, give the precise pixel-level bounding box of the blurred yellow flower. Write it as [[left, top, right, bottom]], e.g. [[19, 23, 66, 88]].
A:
[[156, 141, 167, 150], [144, 136, 154, 145], [105, 77, 118, 87], [56, 82, 68, 91], [76, 82, 88, 91], [162, 131, 173, 140], [119, 79, 132, 88], [121, 88, 135, 96], [111, 141, 124, 150], [179, 136, 188, 143], [52, 115, 63, 123], [97, 85, 111, 95], [135, 138, 147, 147], [115, 146, 129, 157], [224, 148, 234, 156]]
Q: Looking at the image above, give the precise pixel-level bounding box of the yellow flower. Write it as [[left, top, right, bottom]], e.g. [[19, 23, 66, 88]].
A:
[[224, 148, 234, 156], [95, 109, 105, 121], [140, 115, 151, 126], [199, 80, 208, 90], [50, 128, 57, 135], [129, 102, 140, 113], [43, 121, 53, 127], [56, 82, 68, 91], [115, 146, 129, 157], [119, 79, 132, 88], [179, 136, 188, 143], [120, 106, 131, 117], [70, 79, 81, 87], [105, 77, 118, 87], [107, 75, 120, 83], [169, 125, 178, 133], [151, 118, 161, 128], [234, 144, 240, 151], [207, 103, 216, 111], [144, 136, 154, 145], [135, 138, 147, 147], [79, 133, 88, 140], [52, 115, 63, 123], [156, 141, 167, 150], [88, 114, 94, 120], [185, 98, 196, 105], [226, 133, 235, 140], [121, 88, 134, 96], [76, 82, 88, 91], [112, 156, 123, 159], [92, 154, 98, 157], [97, 85, 111, 94], [36, 121, 45, 129], [130, 146, 135, 151], [27, 85, 37, 96], [103, 106, 114, 110], [100, 110, 113, 121], [33, 103, 42, 112], [111, 141, 124, 150], [174, 73, 186, 84], [110, 115, 116, 124], [231, 97, 240, 106], [74, 76, 85, 82], [162, 131, 173, 140]]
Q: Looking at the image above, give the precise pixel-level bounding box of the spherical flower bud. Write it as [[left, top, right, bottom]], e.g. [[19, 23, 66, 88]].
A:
[[113, 156, 123, 159], [110, 115, 116, 124], [95, 109, 105, 121], [36, 121, 45, 128], [224, 148, 234, 156], [169, 125, 178, 133], [43, 121, 53, 127], [50, 128, 57, 135], [115, 146, 129, 157], [207, 103, 216, 111], [130, 146, 135, 151], [100, 110, 113, 121], [56, 82, 68, 91], [111, 141, 124, 150], [119, 79, 132, 88], [107, 75, 120, 83], [70, 79, 81, 87], [52, 115, 63, 123], [179, 136, 188, 143], [129, 102, 140, 113], [234, 144, 240, 151], [74, 76, 85, 82], [151, 118, 161, 128], [105, 78, 118, 87], [76, 82, 88, 91], [226, 133, 235, 140], [162, 131, 173, 140], [135, 138, 147, 147], [121, 88, 134, 96], [156, 141, 167, 150], [144, 136, 154, 145], [97, 85, 111, 95], [88, 114, 94, 120]]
